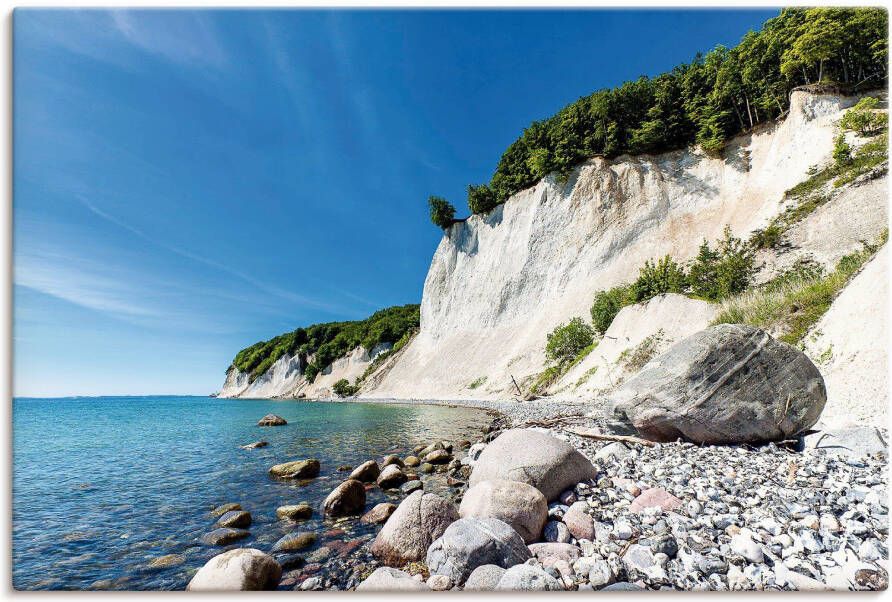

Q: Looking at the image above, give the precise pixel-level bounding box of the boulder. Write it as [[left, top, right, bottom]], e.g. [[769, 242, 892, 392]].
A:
[[268, 459, 320, 479], [376, 464, 407, 489], [210, 502, 242, 517], [187, 548, 281, 591], [201, 528, 250, 546], [401, 480, 423, 494], [469, 429, 596, 501], [464, 564, 507, 591], [147, 554, 185, 569], [370, 491, 458, 565], [629, 487, 683, 514], [459, 480, 547, 543], [356, 567, 430, 591], [276, 503, 312, 521], [361, 502, 397, 524], [272, 532, 316, 552], [528, 542, 581, 567], [240, 441, 268, 449], [216, 510, 252, 529], [426, 517, 531, 585], [381, 454, 405, 468], [495, 564, 564, 591], [425, 449, 452, 464], [563, 502, 595, 540], [608, 324, 827, 444], [322, 479, 366, 517], [257, 414, 287, 427], [349, 460, 381, 483], [404, 455, 420, 467]]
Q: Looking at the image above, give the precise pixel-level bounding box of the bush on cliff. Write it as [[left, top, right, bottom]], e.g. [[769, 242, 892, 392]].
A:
[[429, 196, 457, 230], [545, 318, 595, 364], [631, 256, 687, 302], [333, 379, 359, 397], [457, 8, 886, 215], [840, 96, 888, 136]]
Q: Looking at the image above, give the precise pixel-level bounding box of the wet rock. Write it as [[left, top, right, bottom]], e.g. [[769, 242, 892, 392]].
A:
[[349, 460, 380, 483], [370, 491, 458, 566], [404, 455, 420, 467], [629, 487, 683, 514], [201, 528, 250, 546], [147, 554, 185, 569], [269, 459, 321, 479], [361, 503, 397, 524], [381, 454, 405, 468], [322, 479, 366, 517], [356, 567, 430, 591], [425, 449, 452, 464], [495, 564, 564, 591], [459, 479, 547, 544], [299, 576, 321, 590], [608, 324, 826, 444], [420, 463, 435, 474], [187, 548, 282, 591], [272, 532, 316, 552], [401, 480, 424, 494], [377, 464, 407, 489], [257, 414, 287, 427], [276, 503, 313, 521], [464, 564, 507, 591], [240, 441, 268, 449], [217, 510, 252, 529], [210, 502, 242, 517], [426, 517, 531, 585], [337, 465, 353, 472], [469, 429, 596, 501]]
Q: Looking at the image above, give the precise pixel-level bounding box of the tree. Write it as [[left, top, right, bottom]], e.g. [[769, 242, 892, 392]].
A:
[[631, 255, 688, 302], [428, 195, 456, 229], [590, 285, 634, 334], [833, 134, 852, 166], [688, 227, 754, 300], [467, 183, 498, 215], [333, 379, 358, 397], [545, 317, 595, 364]]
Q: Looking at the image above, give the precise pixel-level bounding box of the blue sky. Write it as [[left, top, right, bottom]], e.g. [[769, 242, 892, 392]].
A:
[[14, 8, 777, 396]]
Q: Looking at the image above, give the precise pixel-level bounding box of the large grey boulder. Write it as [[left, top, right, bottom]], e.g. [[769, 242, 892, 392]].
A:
[[460, 480, 547, 543], [356, 567, 430, 591], [426, 517, 531, 585], [187, 548, 281, 591], [495, 564, 564, 591], [468, 429, 596, 501], [464, 565, 507, 591], [370, 491, 459, 566], [608, 324, 827, 444]]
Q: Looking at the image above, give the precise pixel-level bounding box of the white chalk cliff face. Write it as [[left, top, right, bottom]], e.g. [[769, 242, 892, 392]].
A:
[[363, 91, 861, 400]]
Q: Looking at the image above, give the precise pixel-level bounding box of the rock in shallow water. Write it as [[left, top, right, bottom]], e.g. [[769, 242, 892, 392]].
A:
[[269, 459, 320, 479], [201, 528, 250, 546], [276, 503, 312, 520], [361, 502, 397, 524], [210, 502, 241, 517], [187, 548, 281, 591], [469, 429, 596, 501], [608, 324, 826, 444], [257, 414, 287, 427], [426, 517, 530, 585], [322, 479, 366, 517], [272, 532, 316, 552], [459, 479, 547, 544], [370, 491, 458, 566], [377, 464, 407, 489], [216, 510, 252, 528]]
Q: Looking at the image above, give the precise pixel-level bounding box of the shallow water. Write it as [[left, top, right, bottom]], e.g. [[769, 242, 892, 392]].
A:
[[12, 396, 492, 590]]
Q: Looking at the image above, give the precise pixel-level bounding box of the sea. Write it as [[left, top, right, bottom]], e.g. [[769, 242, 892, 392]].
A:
[[12, 396, 493, 590]]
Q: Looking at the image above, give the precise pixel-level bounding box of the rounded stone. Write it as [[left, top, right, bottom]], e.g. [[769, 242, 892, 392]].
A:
[[349, 460, 380, 482], [370, 491, 459, 566], [187, 548, 282, 591], [322, 479, 366, 517], [276, 504, 312, 521], [257, 414, 287, 427], [272, 532, 316, 552], [216, 510, 252, 529], [426, 517, 531, 585], [459, 479, 548, 544], [268, 459, 320, 479]]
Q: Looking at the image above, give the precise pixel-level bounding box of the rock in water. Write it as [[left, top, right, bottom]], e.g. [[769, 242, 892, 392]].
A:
[[608, 324, 827, 444], [268, 459, 320, 479], [459, 479, 547, 543], [240, 440, 268, 449], [468, 429, 596, 501], [356, 567, 430, 591], [370, 491, 458, 565], [495, 564, 564, 591], [216, 510, 252, 529], [187, 548, 281, 591], [272, 532, 316, 552], [426, 517, 531, 585], [349, 460, 380, 482], [376, 464, 407, 489], [276, 503, 312, 520], [361, 502, 397, 524], [257, 414, 287, 426], [201, 528, 250, 546], [210, 502, 241, 517], [322, 479, 366, 517]]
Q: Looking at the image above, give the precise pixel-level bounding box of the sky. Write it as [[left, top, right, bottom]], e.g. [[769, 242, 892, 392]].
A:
[[13, 8, 778, 397]]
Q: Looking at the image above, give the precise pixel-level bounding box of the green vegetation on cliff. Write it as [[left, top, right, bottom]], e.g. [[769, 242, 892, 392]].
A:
[[231, 304, 420, 383], [457, 8, 887, 215]]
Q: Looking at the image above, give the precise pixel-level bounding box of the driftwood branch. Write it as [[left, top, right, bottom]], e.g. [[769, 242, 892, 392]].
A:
[[510, 374, 523, 397], [564, 426, 657, 447]]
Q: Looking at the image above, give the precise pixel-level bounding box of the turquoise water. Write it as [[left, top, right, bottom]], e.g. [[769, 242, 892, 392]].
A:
[[12, 396, 492, 590]]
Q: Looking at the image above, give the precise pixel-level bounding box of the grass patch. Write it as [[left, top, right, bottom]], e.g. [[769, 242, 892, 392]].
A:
[[467, 376, 487, 390], [617, 330, 666, 373], [714, 232, 886, 344], [531, 339, 599, 395], [574, 365, 599, 389]]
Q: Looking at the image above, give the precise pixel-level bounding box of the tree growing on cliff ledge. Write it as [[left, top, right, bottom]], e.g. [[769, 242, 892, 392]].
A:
[[428, 195, 456, 230]]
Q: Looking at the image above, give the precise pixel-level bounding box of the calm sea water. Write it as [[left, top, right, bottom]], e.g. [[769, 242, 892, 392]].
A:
[[12, 396, 492, 590]]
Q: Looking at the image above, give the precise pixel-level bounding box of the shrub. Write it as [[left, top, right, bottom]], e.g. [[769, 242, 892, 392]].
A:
[[333, 379, 358, 397], [687, 227, 754, 301], [839, 96, 888, 136], [631, 255, 687, 302], [832, 134, 852, 167], [428, 195, 456, 229], [545, 317, 595, 364], [749, 223, 783, 250], [590, 285, 634, 334], [467, 183, 498, 215]]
